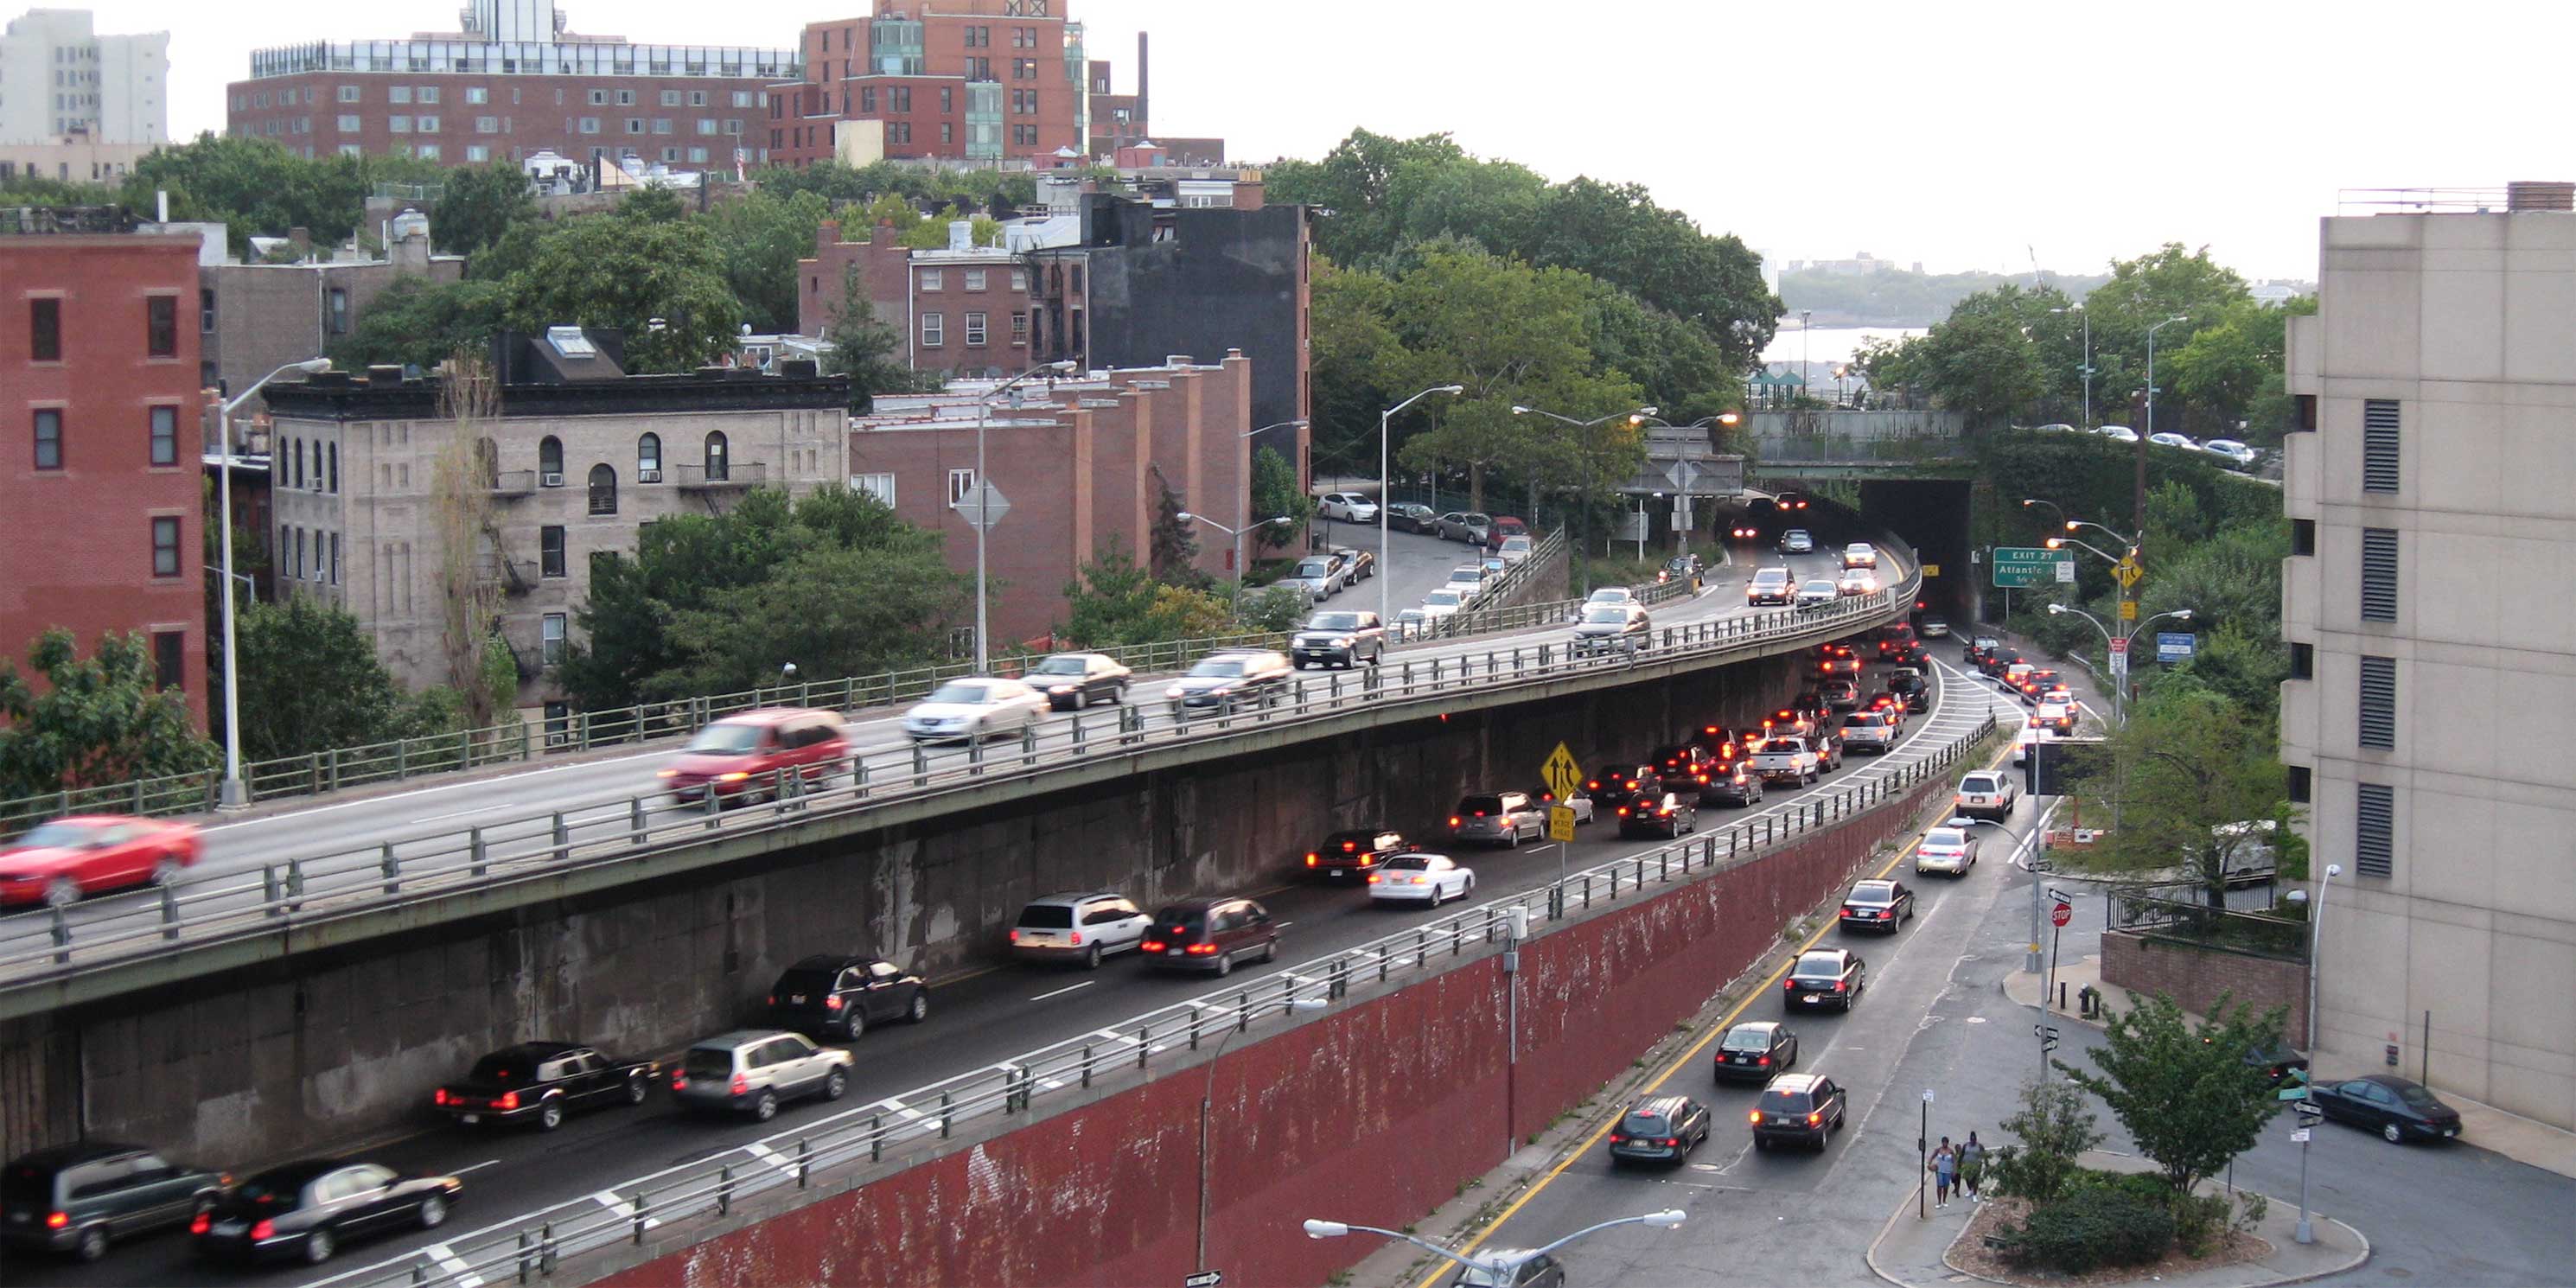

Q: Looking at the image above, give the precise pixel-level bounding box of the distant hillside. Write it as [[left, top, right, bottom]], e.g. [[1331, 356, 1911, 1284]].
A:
[[1779, 267, 2112, 328]]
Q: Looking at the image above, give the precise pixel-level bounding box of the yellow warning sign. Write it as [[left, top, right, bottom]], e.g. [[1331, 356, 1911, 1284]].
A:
[[2119, 599, 2139, 621], [1921, 564, 1941, 577], [1548, 807, 1578, 843], [2114, 558, 2144, 590], [1541, 743, 1583, 801]]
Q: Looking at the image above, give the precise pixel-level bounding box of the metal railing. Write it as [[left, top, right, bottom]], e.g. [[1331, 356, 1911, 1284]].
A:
[[2108, 887, 2308, 961], [0, 566, 1920, 987], [308, 705, 1996, 1288]]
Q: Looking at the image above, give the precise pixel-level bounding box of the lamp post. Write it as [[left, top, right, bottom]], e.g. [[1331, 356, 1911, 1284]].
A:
[[970, 359, 1077, 673], [1197, 995, 1327, 1277], [2050, 304, 2091, 428], [1302, 1208, 1684, 1281], [2139, 314, 2188, 532], [2044, 603, 2192, 728], [214, 356, 333, 810], [1178, 513, 1293, 613], [2289, 862, 2342, 1246], [1380, 385, 1465, 627], [1512, 404, 1659, 593], [1800, 308, 1813, 398]]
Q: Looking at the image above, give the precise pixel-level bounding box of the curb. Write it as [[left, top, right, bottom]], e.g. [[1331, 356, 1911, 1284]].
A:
[[1864, 1182, 2371, 1288]]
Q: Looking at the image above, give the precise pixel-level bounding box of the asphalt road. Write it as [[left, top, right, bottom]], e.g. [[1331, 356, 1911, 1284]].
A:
[[10, 535, 1942, 1286]]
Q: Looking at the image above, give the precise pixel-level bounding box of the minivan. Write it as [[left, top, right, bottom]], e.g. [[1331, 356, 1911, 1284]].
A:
[[658, 708, 850, 806], [3, 1143, 226, 1261], [1139, 898, 1279, 976]]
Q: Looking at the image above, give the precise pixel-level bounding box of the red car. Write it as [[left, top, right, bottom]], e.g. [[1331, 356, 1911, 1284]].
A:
[[0, 815, 201, 908], [657, 707, 851, 807]]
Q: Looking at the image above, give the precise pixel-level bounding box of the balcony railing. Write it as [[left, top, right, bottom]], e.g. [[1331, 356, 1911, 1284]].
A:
[[673, 462, 766, 489], [485, 469, 537, 497]]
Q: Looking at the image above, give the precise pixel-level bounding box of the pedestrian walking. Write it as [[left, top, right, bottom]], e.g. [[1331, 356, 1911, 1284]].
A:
[[1960, 1132, 1986, 1202], [1930, 1137, 1958, 1208]]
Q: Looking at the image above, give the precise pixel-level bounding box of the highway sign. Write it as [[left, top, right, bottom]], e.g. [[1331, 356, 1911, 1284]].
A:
[[1540, 743, 1583, 800], [1922, 563, 1941, 577], [950, 481, 1012, 531], [1992, 547, 2075, 589], [1664, 460, 1701, 492], [2050, 901, 2073, 928], [2158, 632, 2196, 663], [2114, 556, 2143, 590], [1548, 806, 1578, 844]]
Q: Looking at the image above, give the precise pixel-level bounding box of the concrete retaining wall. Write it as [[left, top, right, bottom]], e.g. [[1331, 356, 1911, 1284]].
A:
[[2101, 929, 2310, 1047]]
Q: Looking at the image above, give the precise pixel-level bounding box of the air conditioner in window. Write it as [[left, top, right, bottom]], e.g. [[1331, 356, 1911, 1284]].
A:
[[541, 472, 564, 488], [638, 469, 662, 483]]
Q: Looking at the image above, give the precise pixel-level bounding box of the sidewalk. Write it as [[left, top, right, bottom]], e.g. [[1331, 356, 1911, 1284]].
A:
[[1867, 1148, 2368, 1288], [2006, 956, 2576, 1182]]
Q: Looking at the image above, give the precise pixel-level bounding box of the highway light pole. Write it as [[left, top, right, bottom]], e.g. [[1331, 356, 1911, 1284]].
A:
[[2139, 314, 2188, 532], [2050, 304, 2091, 428], [1302, 1208, 1684, 1279], [971, 360, 1077, 673], [1198, 996, 1325, 1277], [2045, 603, 2192, 728], [2291, 862, 2341, 1246], [1512, 404, 1661, 593], [214, 356, 333, 809], [1380, 385, 1464, 628], [1178, 513, 1292, 614]]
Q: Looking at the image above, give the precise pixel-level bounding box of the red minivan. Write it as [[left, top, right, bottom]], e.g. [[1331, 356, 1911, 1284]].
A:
[[1485, 515, 1531, 552], [659, 708, 851, 806]]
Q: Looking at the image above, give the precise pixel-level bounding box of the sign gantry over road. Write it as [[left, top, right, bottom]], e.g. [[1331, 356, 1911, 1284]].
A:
[[1992, 546, 2075, 589]]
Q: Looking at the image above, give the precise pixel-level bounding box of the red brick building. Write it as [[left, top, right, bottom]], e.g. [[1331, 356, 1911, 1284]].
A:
[[224, 1, 797, 170], [1, 209, 209, 728], [798, 218, 1036, 377], [767, 0, 1100, 169], [845, 354, 1252, 646]]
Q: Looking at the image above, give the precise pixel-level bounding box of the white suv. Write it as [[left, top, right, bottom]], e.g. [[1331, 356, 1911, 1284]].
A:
[[1954, 771, 2018, 822]]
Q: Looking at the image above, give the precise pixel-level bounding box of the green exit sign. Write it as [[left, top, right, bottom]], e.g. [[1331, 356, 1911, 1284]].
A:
[[1993, 546, 2075, 589]]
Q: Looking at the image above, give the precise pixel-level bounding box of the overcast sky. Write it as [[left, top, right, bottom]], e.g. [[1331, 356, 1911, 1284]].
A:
[[112, 0, 2569, 283]]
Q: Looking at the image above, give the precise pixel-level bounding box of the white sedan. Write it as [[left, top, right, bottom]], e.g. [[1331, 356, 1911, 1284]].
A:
[[1368, 852, 1476, 907], [1914, 826, 1980, 877], [1317, 491, 1379, 523], [2098, 424, 2139, 443], [2147, 431, 2199, 451], [902, 678, 1049, 743]]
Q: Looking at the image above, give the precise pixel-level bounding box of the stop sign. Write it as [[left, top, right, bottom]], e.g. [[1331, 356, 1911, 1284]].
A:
[[2051, 901, 2073, 928]]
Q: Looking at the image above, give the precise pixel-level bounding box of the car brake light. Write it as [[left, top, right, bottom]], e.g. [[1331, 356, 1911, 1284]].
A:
[[730, 1074, 749, 1096], [1616, 807, 1629, 816], [1807, 1111, 1823, 1126], [1009, 928, 1021, 941], [1449, 816, 1462, 827], [497, 1090, 520, 1110], [1833, 980, 1847, 992], [1784, 979, 1796, 990], [434, 1087, 450, 1106], [190, 1212, 211, 1235], [1757, 1055, 1770, 1066], [825, 995, 844, 1011], [1842, 906, 1856, 916], [1141, 940, 1166, 953], [767, 995, 776, 1007], [717, 771, 749, 782], [1610, 1133, 1628, 1145], [673, 1071, 687, 1090], [1750, 1109, 1764, 1123], [1185, 942, 1218, 955], [1069, 931, 1083, 946], [45, 1211, 69, 1229], [1305, 854, 1319, 867], [1474, 811, 1487, 818], [1661, 1138, 1680, 1147], [1342, 841, 1357, 851], [249, 1219, 275, 1240]]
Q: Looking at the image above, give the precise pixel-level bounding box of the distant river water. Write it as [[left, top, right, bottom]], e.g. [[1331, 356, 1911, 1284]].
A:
[[1762, 325, 1928, 368]]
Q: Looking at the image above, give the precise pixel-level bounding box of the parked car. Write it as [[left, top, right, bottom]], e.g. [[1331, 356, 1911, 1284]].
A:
[[1008, 891, 1153, 968], [1712, 1022, 1798, 1084], [1334, 545, 1377, 584], [1750, 1073, 1847, 1152], [902, 679, 1048, 744], [1387, 502, 1440, 533], [1484, 515, 1531, 552], [669, 1030, 851, 1120], [1451, 791, 1545, 847], [2202, 438, 2259, 469], [3, 1143, 226, 1262], [1438, 512, 1494, 545], [767, 953, 930, 1038], [1139, 897, 1279, 975], [1913, 826, 1979, 877], [1779, 529, 1814, 554], [1782, 948, 1865, 1012], [1570, 604, 1651, 656], [1445, 563, 1493, 599], [1747, 566, 1795, 606], [1317, 491, 1379, 523], [1305, 828, 1407, 882], [1699, 758, 1766, 807], [1607, 1094, 1711, 1166], [1495, 533, 1537, 564], [2311, 1074, 2464, 1144], [1838, 710, 1899, 754], [1795, 578, 1840, 609], [2147, 430, 2200, 451], [191, 1161, 462, 1266], [2098, 424, 2139, 442], [1368, 852, 1476, 907], [432, 1042, 655, 1132], [1023, 652, 1132, 710], [1280, 552, 1344, 601], [1840, 542, 1878, 570], [1165, 648, 1293, 715], [1293, 610, 1386, 669], [0, 815, 199, 909], [1418, 589, 1468, 623], [1954, 770, 2018, 822], [1839, 878, 1916, 932], [1394, 608, 1434, 640], [1616, 789, 1698, 839]]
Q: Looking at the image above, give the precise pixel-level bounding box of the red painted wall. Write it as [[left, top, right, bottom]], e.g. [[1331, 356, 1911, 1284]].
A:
[[593, 775, 1951, 1288]]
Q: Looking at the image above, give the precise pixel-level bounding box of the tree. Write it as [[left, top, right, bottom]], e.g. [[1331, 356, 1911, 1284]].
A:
[[431, 163, 539, 259], [1148, 471, 1206, 587], [130, 134, 375, 257], [1306, 258, 1405, 473], [2082, 685, 2292, 906], [1248, 446, 1313, 554], [1983, 1077, 2106, 1205], [0, 629, 216, 797], [430, 354, 510, 730], [2057, 992, 2287, 1202], [229, 597, 439, 761], [700, 188, 832, 334], [1234, 584, 1310, 633], [1058, 539, 1232, 647], [819, 265, 936, 411], [500, 207, 743, 372], [329, 277, 511, 373]]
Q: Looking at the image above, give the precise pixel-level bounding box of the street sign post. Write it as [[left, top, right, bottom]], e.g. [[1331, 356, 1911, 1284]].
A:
[[2157, 631, 2196, 663], [1540, 743, 1583, 801], [2113, 556, 2143, 590], [2118, 598, 2139, 622], [1991, 546, 2075, 589], [2107, 637, 2130, 679], [2050, 901, 2073, 928], [1547, 806, 1577, 844], [1185, 1272, 1224, 1288], [2290, 1127, 2311, 1145]]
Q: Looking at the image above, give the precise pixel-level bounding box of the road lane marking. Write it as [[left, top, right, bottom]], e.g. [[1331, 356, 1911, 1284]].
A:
[[741, 1142, 797, 1175], [873, 1097, 926, 1122], [452, 1158, 501, 1176], [424, 1242, 485, 1288], [590, 1190, 659, 1229], [409, 803, 515, 825], [1029, 980, 1095, 1002]]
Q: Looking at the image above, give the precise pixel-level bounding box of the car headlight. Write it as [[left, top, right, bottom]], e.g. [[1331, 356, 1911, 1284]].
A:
[[1166, 686, 1185, 698], [1333, 636, 1354, 647], [1049, 684, 1076, 694]]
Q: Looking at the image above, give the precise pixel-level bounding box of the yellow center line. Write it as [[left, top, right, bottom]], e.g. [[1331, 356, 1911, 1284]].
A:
[[1418, 696, 2017, 1287]]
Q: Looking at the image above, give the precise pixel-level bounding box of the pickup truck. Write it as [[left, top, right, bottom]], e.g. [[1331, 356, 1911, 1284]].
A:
[[1751, 736, 1822, 786], [435, 1041, 657, 1131]]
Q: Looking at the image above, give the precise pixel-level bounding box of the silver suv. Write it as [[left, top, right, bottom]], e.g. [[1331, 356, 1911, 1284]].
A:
[[1450, 791, 1545, 847], [1009, 891, 1152, 969], [669, 1030, 851, 1121]]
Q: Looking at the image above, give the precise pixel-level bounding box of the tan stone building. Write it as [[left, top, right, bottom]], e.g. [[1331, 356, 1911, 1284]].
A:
[[2280, 182, 2576, 1130], [263, 329, 848, 717]]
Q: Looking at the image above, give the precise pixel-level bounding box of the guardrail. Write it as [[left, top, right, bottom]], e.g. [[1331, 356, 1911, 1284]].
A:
[[0, 529, 1574, 840], [309, 704, 1996, 1288], [0, 565, 1917, 987], [2108, 887, 2308, 961]]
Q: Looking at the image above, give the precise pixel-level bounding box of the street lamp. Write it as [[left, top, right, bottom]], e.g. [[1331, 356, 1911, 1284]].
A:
[[2043, 533, 2125, 566], [1380, 385, 1465, 627], [1196, 995, 1327, 1277], [1946, 813, 2046, 976], [970, 360, 1078, 673], [1302, 1208, 1684, 1280], [2144, 314, 2189, 437], [214, 356, 333, 809], [2050, 304, 2091, 428], [2288, 861, 2342, 1246], [1800, 309, 1813, 398], [2044, 603, 2191, 727], [1177, 512, 1293, 612], [1513, 404, 1658, 592]]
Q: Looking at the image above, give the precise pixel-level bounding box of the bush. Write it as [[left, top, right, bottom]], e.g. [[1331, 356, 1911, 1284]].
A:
[[2172, 1190, 2234, 1257], [1996, 1189, 2176, 1275]]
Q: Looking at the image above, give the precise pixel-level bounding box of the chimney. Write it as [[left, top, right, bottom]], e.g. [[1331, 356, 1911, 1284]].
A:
[[817, 219, 841, 252], [288, 226, 312, 256], [2506, 181, 2574, 213], [1135, 32, 1149, 130]]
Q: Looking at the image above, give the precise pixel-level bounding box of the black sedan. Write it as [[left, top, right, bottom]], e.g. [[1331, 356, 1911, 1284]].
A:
[[193, 1161, 459, 1266], [1712, 1021, 1798, 1084], [1839, 879, 1916, 933], [1387, 502, 1439, 534], [433, 1041, 656, 1132], [1783, 948, 1865, 1012], [2311, 1074, 2464, 1145]]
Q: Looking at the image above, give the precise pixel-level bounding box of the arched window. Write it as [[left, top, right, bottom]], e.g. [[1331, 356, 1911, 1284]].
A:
[[328, 441, 340, 493], [704, 430, 730, 481], [637, 432, 662, 481], [587, 462, 617, 516], [539, 436, 564, 485]]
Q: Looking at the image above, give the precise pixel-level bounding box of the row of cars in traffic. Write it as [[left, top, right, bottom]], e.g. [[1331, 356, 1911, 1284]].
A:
[[2030, 421, 2263, 469]]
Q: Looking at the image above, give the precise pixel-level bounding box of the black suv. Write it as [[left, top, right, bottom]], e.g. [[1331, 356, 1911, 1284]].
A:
[[1783, 947, 1865, 1011], [1751, 1073, 1848, 1152], [1584, 763, 1663, 817], [2, 1143, 226, 1262], [1306, 828, 1406, 882], [1608, 1094, 1712, 1166], [766, 954, 930, 1039], [1166, 647, 1294, 714]]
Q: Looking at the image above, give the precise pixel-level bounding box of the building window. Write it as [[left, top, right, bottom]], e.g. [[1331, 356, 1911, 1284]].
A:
[[860, 86, 874, 113], [652, 118, 672, 135], [146, 296, 177, 357], [587, 463, 617, 515], [328, 288, 348, 335], [2355, 783, 2394, 877], [2362, 399, 2400, 494], [2286, 764, 2311, 804], [891, 87, 911, 112], [2358, 655, 2396, 750], [589, 89, 609, 105], [337, 113, 360, 132], [2293, 393, 2318, 432], [1010, 310, 1028, 345], [2360, 527, 2398, 622], [418, 87, 439, 104], [200, 288, 216, 333], [697, 118, 717, 135], [625, 118, 644, 135], [541, 613, 568, 666], [704, 430, 730, 481], [638, 432, 662, 481], [330, 532, 340, 584], [33, 409, 62, 469], [338, 85, 360, 102], [660, 89, 681, 106], [540, 525, 566, 577], [947, 467, 976, 505], [2290, 641, 2313, 680], [1011, 270, 1027, 292], [921, 312, 944, 347], [150, 629, 185, 691], [965, 311, 987, 346], [328, 442, 339, 492], [578, 117, 600, 134], [416, 115, 439, 133], [851, 472, 895, 506], [616, 89, 635, 105], [149, 405, 177, 467], [388, 115, 411, 133], [941, 86, 953, 112], [539, 436, 564, 483], [920, 268, 942, 291], [150, 516, 181, 577], [466, 145, 490, 162], [964, 268, 986, 291], [388, 86, 411, 104], [2292, 518, 2315, 557], [413, 144, 440, 161], [467, 86, 488, 104]]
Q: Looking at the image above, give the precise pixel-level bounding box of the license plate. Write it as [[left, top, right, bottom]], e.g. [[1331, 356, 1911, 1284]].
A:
[[789, 994, 807, 1004], [1803, 993, 1820, 1004], [2445, 1126, 2458, 1137], [213, 1219, 248, 1236], [461, 1114, 480, 1124], [1770, 1115, 1794, 1125], [7, 1211, 26, 1224]]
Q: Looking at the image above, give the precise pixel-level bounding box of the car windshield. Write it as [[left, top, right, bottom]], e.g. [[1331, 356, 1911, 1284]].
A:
[[685, 724, 765, 753], [1189, 660, 1247, 678], [1297, 560, 1331, 577], [928, 682, 996, 705], [1588, 589, 1631, 603], [1426, 590, 1463, 608], [1758, 1087, 1814, 1113], [1618, 1110, 1670, 1133], [1666, 558, 1693, 571], [1029, 656, 1090, 676], [1502, 537, 1533, 551], [1722, 1026, 1774, 1052], [1457, 795, 1504, 814], [1803, 580, 1838, 593], [1923, 829, 1967, 849], [1794, 952, 1844, 975], [10, 820, 100, 848], [1384, 856, 1430, 871], [1016, 903, 1074, 928], [1310, 613, 1364, 630], [1753, 570, 1789, 585], [1583, 607, 1629, 624]]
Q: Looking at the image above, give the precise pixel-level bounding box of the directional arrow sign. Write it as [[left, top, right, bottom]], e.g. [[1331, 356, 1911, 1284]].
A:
[[950, 481, 1011, 531], [1541, 743, 1583, 800]]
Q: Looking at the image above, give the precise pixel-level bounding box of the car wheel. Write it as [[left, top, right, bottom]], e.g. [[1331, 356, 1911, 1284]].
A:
[[845, 1009, 866, 1041], [151, 857, 184, 887], [41, 876, 80, 908], [2382, 1122, 2404, 1145], [1084, 942, 1104, 970], [303, 1228, 336, 1265], [907, 991, 930, 1023], [1753, 1136, 1768, 1152], [753, 1092, 778, 1122], [625, 1070, 648, 1105], [1214, 952, 1234, 978], [539, 1097, 564, 1132], [1261, 937, 1279, 964], [1072, 689, 1089, 711], [824, 1068, 848, 1100], [74, 1225, 108, 1262], [1508, 827, 1521, 849], [418, 1195, 449, 1229]]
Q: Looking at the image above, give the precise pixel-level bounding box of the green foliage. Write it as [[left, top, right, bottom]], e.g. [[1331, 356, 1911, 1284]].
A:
[[700, 188, 832, 333], [1058, 539, 1234, 647], [0, 629, 217, 796], [2082, 686, 2293, 902], [1995, 1187, 2176, 1274], [2057, 992, 2288, 1199], [1148, 473, 1207, 588], [431, 163, 539, 258], [819, 265, 937, 411], [1234, 584, 1311, 633], [499, 205, 743, 372], [1983, 1077, 2105, 1205], [1249, 446, 1313, 553], [615, 186, 687, 225], [228, 597, 444, 759], [2171, 1189, 2235, 1257], [130, 134, 375, 258], [329, 277, 512, 372], [749, 160, 1033, 211]]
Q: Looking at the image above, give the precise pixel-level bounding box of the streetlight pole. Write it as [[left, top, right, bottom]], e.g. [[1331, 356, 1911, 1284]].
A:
[[2140, 314, 2188, 533], [970, 360, 1076, 673], [2293, 862, 2341, 1246], [2050, 304, 2091, 428], [1178, 513, 1291, 614], [1302, 1209, 1685, 1280], [1513, 404, 1661, 592], [214, 356, 333, 809], [1220, 418, 1309, 604], [2044, 603, 2193, 728], [1197, 996, 1325, 1276], [1801, 309, 1813, 399], [1380, 385, 1464, 628]]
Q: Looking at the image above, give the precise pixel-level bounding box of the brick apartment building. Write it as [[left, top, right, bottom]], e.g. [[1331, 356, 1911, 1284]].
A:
[[0, 207, 208, 727], [223, 0, 796, 170], [798, 217, 1036, 379], [187, 209, 467, 404], [847, 354, 1252, 647], [766, 0, 1105, 169], [261, 329, 848, 717]]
